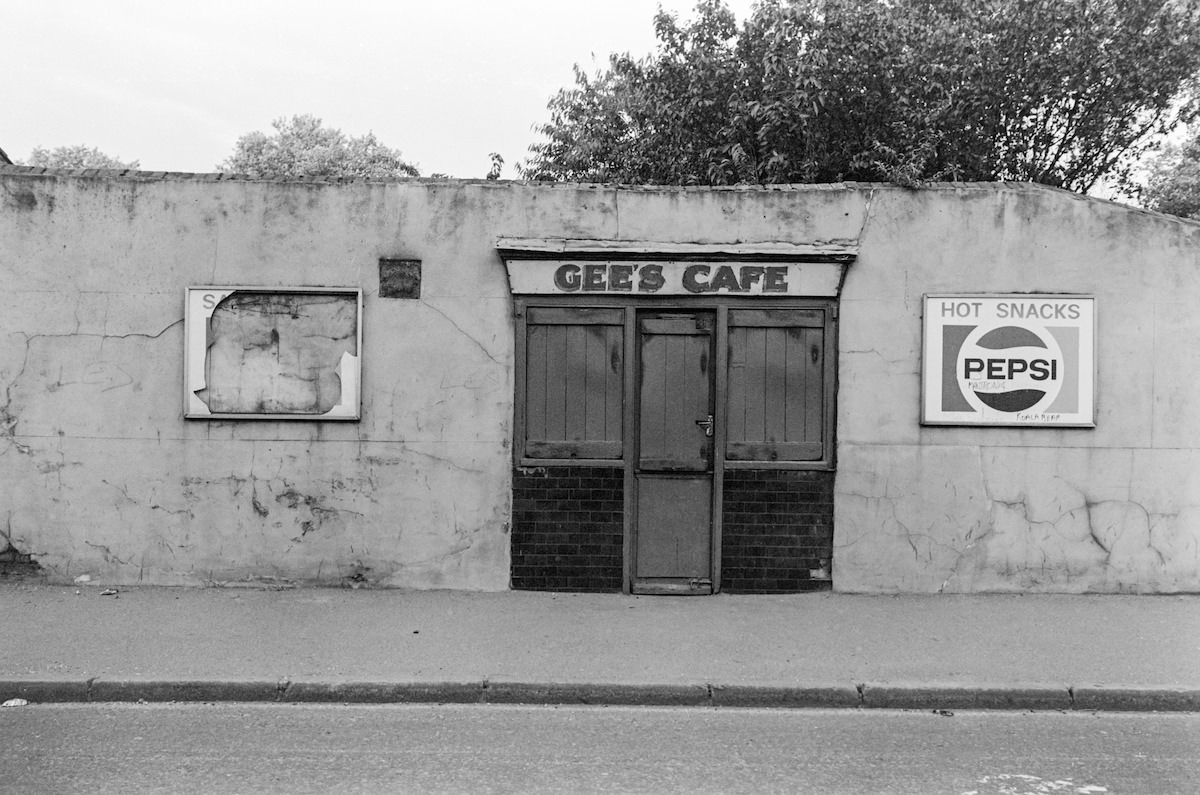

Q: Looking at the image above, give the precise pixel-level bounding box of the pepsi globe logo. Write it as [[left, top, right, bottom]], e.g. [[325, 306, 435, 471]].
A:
[[955, 324, 1064, 414]]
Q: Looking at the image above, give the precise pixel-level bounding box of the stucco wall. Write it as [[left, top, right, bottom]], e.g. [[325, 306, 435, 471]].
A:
[[2, 176, 519, 587], [0, 172, 867, 588], [835, 184, 1200, 593], [3, 172, 1198, 592]]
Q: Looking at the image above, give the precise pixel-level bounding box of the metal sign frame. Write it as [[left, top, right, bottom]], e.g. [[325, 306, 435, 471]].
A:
[[184, 286, 363, 421], [921, 293, 1096, 428]]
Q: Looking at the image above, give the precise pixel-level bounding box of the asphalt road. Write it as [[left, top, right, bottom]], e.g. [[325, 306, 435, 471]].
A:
[[2, 704, 1197, 794]]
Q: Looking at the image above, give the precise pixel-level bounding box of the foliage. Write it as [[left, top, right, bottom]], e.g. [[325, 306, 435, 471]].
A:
[[521, 0, 742, 185], [1143, 129, 1200, 219], [218, 115, 419, 179], [487, 152, 505, 180], [521, 0, 1200, 194], [24, 144, 139, 170]]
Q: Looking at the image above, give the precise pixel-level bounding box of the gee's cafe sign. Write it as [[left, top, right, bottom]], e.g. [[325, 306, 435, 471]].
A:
[[505, 260, 844, 297], [922, 294, 1095, 427]]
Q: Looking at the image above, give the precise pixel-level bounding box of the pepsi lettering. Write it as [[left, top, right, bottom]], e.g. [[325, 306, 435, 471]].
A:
[[962, 357, 1057, 381]]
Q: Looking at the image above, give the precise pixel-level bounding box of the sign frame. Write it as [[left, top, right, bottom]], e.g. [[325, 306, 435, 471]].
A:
[[921, 293, 1095, 428], [503, 259, 846, 297], [184, 286, 363, 421], [496, 238, 857, 300]]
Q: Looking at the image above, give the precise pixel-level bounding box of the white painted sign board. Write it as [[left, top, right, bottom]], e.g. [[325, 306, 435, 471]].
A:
[[922, 294, 1095, 427], [504, 260, 845, 297]]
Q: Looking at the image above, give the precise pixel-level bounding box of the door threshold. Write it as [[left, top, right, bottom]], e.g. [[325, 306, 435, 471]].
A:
[[632, 579, 713, 596]]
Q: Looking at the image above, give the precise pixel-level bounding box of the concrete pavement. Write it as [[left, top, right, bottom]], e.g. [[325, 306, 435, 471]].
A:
[[2, 584, 1198, 711]]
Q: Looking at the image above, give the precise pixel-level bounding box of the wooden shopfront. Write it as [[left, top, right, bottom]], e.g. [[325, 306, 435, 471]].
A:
[[500, 240, 855, 594]]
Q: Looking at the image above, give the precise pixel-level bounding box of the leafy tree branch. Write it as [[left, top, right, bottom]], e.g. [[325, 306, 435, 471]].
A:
[[218, 115, 419, 179], [521, 0, 1200, 196]]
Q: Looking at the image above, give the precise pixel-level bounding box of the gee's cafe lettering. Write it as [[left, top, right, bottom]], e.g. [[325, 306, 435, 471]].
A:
[[922, 295, 1095, 427], [553, 262, 795, 295]]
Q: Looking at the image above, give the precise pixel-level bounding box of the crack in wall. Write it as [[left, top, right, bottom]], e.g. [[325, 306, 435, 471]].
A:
[[0, 513, 29, 561], [857, 188, 876, 241], [275, 485, 363, 542], [84, 540, 132, 566], [836, 481, 977, 571], [422, 301, 501, 366], [935, 447, 994, 592], [977, 463, 1184, 587], [0, 512, 41, 570], [839, 444, 1195, 591], [1, 321, 183, 457], [0, 332, 35, 456]]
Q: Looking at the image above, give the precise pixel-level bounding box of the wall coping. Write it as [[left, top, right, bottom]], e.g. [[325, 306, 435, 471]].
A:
[[496, 238, 858, 261], [2, 164, 1196, 229]]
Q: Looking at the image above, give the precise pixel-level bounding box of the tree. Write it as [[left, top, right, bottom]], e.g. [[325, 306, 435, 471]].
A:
[[219, 115, 419, 179], [486, 152, 505, 180], [24, 144, 139, 170], [1142, 129, 1200, 219], [521, 1, 743, 185], [521, 0, 1200, 195]]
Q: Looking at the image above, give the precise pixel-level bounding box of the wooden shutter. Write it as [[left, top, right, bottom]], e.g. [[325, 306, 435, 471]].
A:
[[726, 309, 827, 462], [523, 307, 623, 460]]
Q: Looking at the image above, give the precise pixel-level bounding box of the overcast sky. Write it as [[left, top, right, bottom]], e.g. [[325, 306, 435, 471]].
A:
[[4, 0, 757, 178]]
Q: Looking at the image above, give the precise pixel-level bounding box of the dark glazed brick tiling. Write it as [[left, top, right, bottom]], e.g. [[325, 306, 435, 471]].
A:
[[721, 469, 834, 594], [511, 466, 623, 592], [512, 466, 834, 594]]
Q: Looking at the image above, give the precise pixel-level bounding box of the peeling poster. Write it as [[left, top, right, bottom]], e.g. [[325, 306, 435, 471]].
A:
[[185, 287, 362, 420]]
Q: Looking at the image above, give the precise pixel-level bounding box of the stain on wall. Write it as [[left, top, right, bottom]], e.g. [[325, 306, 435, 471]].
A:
[[1, 169, 1198, 593], [0, 517, 41, 576], [833, 186, 1200, 593], [378, 259, 422, 300]]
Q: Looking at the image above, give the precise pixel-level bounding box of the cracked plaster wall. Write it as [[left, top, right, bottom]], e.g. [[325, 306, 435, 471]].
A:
[[0, 173, 868, 588], [835, 186, 1200, 592], [0, 176, 536, 587], [7, 174, 1195, 592]]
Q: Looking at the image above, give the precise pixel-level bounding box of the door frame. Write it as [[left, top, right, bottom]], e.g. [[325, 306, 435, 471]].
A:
[[620, 301, 736, 594], [627, 308, 722, 595], [511, 294, 839, 595]]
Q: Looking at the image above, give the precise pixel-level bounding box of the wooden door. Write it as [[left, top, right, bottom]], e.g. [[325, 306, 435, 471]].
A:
[[633, 312, 715, 594]]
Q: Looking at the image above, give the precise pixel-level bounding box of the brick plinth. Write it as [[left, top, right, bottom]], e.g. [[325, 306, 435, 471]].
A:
[[512, 467, 834, 593], [720, 469, 834, 593], [511, 466, 624, 592]]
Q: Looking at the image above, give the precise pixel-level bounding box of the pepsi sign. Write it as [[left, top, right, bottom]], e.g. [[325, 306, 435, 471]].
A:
[[922, 295, 1095, 427]]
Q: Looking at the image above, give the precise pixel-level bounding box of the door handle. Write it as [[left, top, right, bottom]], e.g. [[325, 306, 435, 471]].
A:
[[695, 414, 714, 437]]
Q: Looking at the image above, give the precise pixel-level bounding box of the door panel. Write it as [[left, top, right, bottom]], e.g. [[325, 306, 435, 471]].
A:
[[633, 312, 715, 594], [638, 316, 713, 471], [635, 475, 711, 578]]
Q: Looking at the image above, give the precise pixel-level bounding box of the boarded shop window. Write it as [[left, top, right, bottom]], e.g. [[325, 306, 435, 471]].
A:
[[726, 309, 828, 462], [185, 287, 362, 420], [521, 307, 623, 460]]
